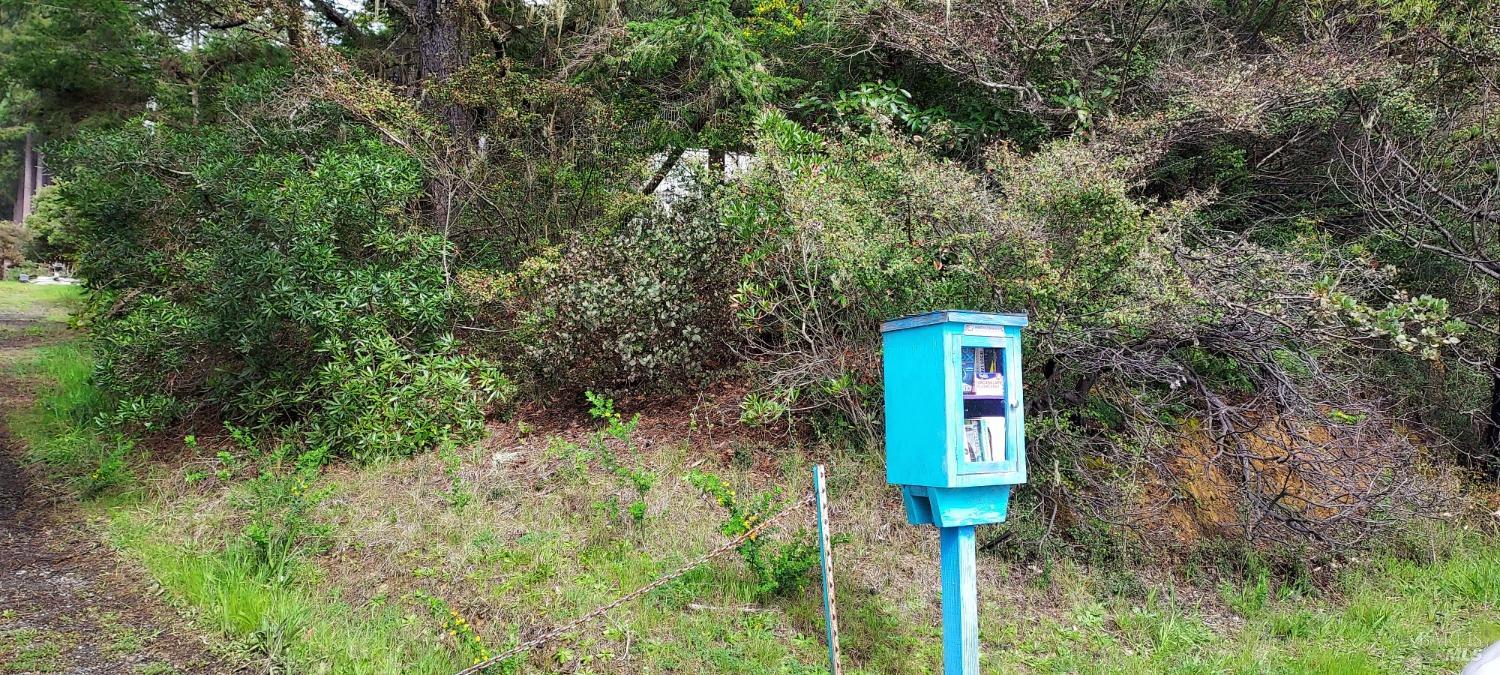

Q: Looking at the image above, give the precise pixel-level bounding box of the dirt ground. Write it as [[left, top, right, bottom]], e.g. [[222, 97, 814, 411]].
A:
[[0, 290, 240, 674]]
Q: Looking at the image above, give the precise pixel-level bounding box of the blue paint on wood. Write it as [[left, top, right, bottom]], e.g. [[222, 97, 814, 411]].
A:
[[883, 310, 1029, 526], [902, 485, 1012, 527], [882, 322, 953, 488], [881, 310, 1030, 333], [940, 525, 980, 674], [900, 486, 936, 526]]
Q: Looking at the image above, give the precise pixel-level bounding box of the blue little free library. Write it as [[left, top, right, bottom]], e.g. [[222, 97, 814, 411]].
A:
[[881, 309, 1029, 674], [882, 309, 1028, 527]]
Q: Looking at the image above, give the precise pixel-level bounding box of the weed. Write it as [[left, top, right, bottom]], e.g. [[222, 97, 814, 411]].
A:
[[584, 392, 656, 525], [545, 435, 589, 480], [436, 442, 474, 508], [83, 435, 134, 497], [738, 389, 794, 428], [686, 469, 819, 598], [232, 434, 333, 584], [416, 593, 493, 668], [95, 609, 158, 655], [213, 450, 239, 482], [1219, 568, 1271, 617], [181, 435, 204, 483]]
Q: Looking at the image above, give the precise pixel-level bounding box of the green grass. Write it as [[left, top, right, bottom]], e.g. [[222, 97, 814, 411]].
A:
[[93, 610, 159, 656], [8, 341, 124, 495], [105, 511, 466, 674], [0, 281, 81, 320], [107, 445, 1497, 675], [990, 534, 1500, 674], [104, 503, 831, 673], [104, 500, 1499, 675], [2, 284, 120, 496], [0, 282, 78, 358], [0, 627, 70, 673]]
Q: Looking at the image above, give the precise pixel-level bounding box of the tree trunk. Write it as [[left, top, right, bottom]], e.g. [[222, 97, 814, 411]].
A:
[[1484, 328, 1500, 474], [415, 0, 473, 139], [281, 0, 304, 48], [12, 151, 23, 224], [415, 0, 473, 250], [14, 132, 34, 224]]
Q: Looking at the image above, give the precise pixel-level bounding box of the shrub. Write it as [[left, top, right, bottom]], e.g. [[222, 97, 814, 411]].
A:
[[0, 220, 26, 268], [22, 185, 84, 265], [306, 333, 512, 461], [728, 112, 1006, 441], [731, 111, 1452, 552], [502, 196, 738, 393], [53, 66, 512, 460], [585, 392, 657, 523]]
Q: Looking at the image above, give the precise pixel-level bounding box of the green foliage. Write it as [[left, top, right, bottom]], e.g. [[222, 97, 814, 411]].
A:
[[538, 393, 659, 525], [614, 0, 794, 147], [1314, 283, 1466, 360], [237, 447, 333, 585], [686, 469, 818, 598], [0, 219, 26, 265], [212, 425, 338, 585], [0, 0, 161, 129], [7, 0, 1497, 584], [52, 66, 512, 460], [585, 391, 655, 524], [738, 389, 795, 427], [416, 593, 494, 669], [8, 337, 134, 497], [729, 112, 999, 434], [441, 57, 650, 261], [1177, 348, 1254, 395], [308, 334, 511, 462], [508, 201, 737, 393], [730, 112, 1199, 438], [818, 80, 1016, 155], [1219, 568, 1273, 616], [21, 184, 82, 263], [109, 514, 468, 672]]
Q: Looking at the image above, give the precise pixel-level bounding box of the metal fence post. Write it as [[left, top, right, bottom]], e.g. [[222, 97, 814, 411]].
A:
[[813, 464, 842, 675]]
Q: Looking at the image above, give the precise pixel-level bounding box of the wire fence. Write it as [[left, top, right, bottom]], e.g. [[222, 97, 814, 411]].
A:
[[453, 492, 817, 675]]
